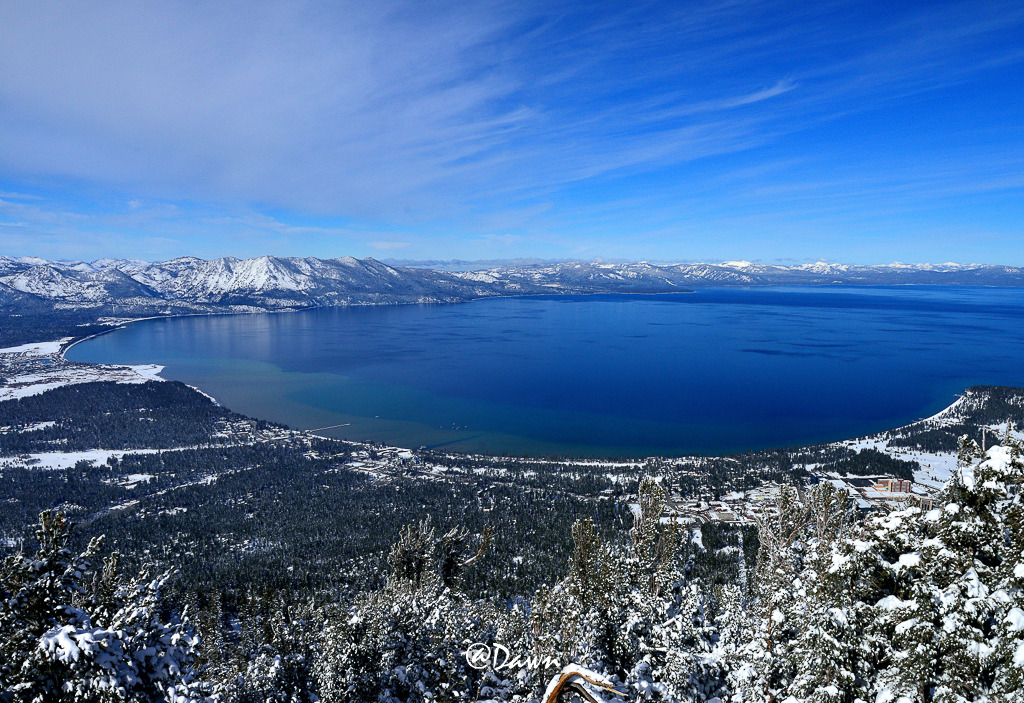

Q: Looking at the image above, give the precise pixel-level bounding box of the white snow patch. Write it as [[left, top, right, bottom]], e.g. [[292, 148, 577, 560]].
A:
[[122, 473, 155, 487], [1006, 607, 1024, 632], [0, 420, 56, 433], [13, 449, 160, 470], [0, 363, 166, 401], [9, 446, 201, 470], [896, 553, 921, 572], [836, 435, 958, 491], [128, 364, 165, 381], [829, 552, 851, 572], [0, 339, 69, 355], [0, 382, 65, 400], [877, 595, 914, 611]]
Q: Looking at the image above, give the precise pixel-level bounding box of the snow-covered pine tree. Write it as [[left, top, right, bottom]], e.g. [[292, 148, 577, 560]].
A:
[[527, 478, 715, 701], [653, 581, 730, 702], [868, 436, 1024, 703], [710, 582, 748, 688], [921, 437, 1010, 703], [313, 518, 505, 703], [731, 482, 875, 703], [788, 483, 861, 703], [608, 478, 679, 683], [226, 598, 318, 703], [973, 433, 1024, 702], [0, 511, 211, 703], [732, 486, 808, 703]]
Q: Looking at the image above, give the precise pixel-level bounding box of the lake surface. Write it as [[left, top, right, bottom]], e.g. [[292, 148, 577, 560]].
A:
[[67, 287, 1024, 457]]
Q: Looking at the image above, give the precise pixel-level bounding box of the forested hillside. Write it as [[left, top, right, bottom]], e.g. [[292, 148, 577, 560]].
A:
[[3, 440, 1023, 702], [0, 381, 261, 454]]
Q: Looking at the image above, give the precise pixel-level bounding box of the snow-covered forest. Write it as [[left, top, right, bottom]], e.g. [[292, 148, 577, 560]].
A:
[[2, 436, 1022, 703]]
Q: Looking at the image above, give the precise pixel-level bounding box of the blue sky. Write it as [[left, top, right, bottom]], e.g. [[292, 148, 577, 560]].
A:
[[1, 0, 1023, 264]]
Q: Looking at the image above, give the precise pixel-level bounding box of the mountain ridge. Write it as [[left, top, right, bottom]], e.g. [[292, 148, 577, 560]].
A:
[[3, 255, 1024, 315]]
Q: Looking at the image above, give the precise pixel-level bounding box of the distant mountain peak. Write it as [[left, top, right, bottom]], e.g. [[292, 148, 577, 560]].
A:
[[2, 255, 1022, 316]]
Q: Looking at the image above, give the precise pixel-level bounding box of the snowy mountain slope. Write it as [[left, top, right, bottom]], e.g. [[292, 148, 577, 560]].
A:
[[0, 279, 36, 302], [4, 265, 160, 303], [452, 261, 755, 290], [0, 256, 486, 309]]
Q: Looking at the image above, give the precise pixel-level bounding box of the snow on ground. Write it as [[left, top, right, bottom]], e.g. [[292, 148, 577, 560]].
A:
[[184, 383, 219, 404], [0, 339, 70, 355], [0, 381, 68, 400], [121, 473, 155, 488], [3, 446, 203, 471], [129, 364, 165, 381], [920, 395, 967, 423], [0, 337, 165, 401], [660, 516, 697, 525], [838, 436, 959, 491], [836, 423, 1023, 492], [0, 364, 166, 401], [0, 420, 56, 433], [6, 449, 161, 470], [985, 422, 1024, 444]]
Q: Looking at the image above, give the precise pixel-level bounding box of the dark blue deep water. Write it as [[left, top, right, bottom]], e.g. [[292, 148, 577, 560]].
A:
[[67, 287, 1024, 457]]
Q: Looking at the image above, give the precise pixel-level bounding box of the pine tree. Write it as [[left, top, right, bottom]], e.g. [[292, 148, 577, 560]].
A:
[[733, 486, 808, 703], [925, 438, 1008, 702], [866, 436, 1024, 703], [731, 483, 873, 703], [0, 511, 211, 702], [313, 519, 502, 703], [788, 484, 859, 703], [981, 432, 1024, 701]]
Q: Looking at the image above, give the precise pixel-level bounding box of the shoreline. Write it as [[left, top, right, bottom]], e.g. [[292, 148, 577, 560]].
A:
[[8, 324, 1023, 496], [54, 337, 987, 465], [38, 288, 1024, 463]]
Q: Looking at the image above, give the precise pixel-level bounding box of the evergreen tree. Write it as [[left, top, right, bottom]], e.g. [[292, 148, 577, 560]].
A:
[[0, 511, 210, 702], [313, 519, 504, 703], [733, 486, 808, 702], [788, 484, 859, 703]]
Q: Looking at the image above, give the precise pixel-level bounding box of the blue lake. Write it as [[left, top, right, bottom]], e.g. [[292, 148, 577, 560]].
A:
[[66, 287, 1024, 457]]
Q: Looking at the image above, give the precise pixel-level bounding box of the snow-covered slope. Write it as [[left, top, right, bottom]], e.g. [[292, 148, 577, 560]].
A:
[[0, 255, 483, 310]]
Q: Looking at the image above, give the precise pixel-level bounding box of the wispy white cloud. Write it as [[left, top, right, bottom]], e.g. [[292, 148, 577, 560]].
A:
[[367, 241, 411, 250], [0, 0, 1022, 262], [0, 190, 44, 201]]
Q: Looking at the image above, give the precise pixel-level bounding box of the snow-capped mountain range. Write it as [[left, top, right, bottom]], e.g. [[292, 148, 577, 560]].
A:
[[2, 255, 1022, 313]]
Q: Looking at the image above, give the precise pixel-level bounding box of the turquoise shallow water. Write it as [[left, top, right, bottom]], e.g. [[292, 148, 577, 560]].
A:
[[67, 287, 1024, 457]]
